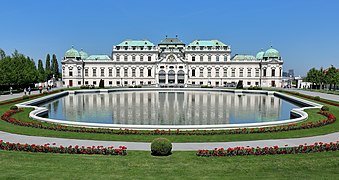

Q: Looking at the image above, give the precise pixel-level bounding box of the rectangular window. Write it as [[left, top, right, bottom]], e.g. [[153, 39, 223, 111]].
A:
[[140, 56, 143, 61], [124, 69, 128, 77], [69, 70, 73, 77], [92, 69, 96, 77], [140, 69, 144, 77], [200, 81, 203, 85], [148, 69, 152, 77], [85, 69, 88, 77], [192, 81, 195, 85], [239, 69, 243, 77], [263, 69, 267, 77], [109, 81, 112, 85], [101, 68, 104, 77], [109, 69, 112, 77], [124, 56, 128, 61], [148, 81, 151, 85], [200, 56, 203, 62], [247, 82, 251, 86], [78, 81, 81, 85], [78, 69, 81, 76], [85, 81, 88, 85], [192, 69, 195, 77], [231, 69, 235, 77], [272, 69, 275, 77], [192, 56, 195, 61], [132, 56, 136, 61], [140, 81, 143, 85], [215, 69, 219, 77], [247, 69, 251, 77], [116, 69, 120, 77], [208, 56, 211, 62], [255, 82, 259, 86], [93, 81, 97, 85], [255, 69, 259, 77], [148, 56, 152, 61], [117, 81, 120, 85], [223, 69, 227, 77], [199, 69, 203, 77], [132, 69, 136, 77], [124, 81, 128, 85], [224, 55, 227, 61], [116, 55, 120, 61], [216, 56, 219, 61], [208, 69, 211, 77]]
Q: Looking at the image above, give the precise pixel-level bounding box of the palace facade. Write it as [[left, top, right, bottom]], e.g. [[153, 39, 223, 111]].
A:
[[61, 37, 283, 88]]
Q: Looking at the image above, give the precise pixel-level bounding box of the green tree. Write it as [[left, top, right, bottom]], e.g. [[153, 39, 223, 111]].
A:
[[52, 54, 59, 78], [0, 48, 6, 60], [324, 65, 338, 90], [306, 68, 322, 89], [37, 59, 45, 82], [45, 54, 51, 79]]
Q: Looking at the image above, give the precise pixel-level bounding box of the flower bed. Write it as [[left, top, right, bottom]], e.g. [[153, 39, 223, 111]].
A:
[[0, 140, 127, 156], [1, 109, 336, 136], [196, 141, 339, 157]]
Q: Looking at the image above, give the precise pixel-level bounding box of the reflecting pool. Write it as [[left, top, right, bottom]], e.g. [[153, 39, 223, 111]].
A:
[[40, 91, 299, 125]]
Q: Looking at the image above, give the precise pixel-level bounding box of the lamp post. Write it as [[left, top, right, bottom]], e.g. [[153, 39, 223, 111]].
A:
[[82, 59, 85, 86], [259, 58, 262, 87]]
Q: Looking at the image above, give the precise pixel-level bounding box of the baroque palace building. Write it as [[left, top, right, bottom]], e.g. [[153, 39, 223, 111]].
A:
[[61, 36, 283, 88]]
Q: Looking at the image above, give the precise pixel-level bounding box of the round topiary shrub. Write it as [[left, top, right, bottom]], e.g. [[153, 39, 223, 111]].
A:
[[10, 106, 18, 110], [43, 91, 49, 95], [22, 95, 29, 100], [321, 106, 329, 111], [151, 138, 172, 156], [314, 96, 321, 101]]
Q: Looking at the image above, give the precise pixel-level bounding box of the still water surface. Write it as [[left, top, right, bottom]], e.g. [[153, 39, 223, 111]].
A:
[[40, 91, 299, 125]]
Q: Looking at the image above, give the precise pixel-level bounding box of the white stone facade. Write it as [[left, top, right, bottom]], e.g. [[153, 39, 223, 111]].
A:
[[61, 37, 283, 88]]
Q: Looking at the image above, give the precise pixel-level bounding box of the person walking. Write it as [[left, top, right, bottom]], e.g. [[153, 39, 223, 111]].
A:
[[28, 86, 31, 95], [9, 87, 13, 95], [39, 86, 42, 94], [24, 88, 27, 95]]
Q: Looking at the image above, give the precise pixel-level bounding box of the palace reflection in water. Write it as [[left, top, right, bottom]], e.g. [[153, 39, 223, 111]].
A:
[[41, 91, 298, 125]]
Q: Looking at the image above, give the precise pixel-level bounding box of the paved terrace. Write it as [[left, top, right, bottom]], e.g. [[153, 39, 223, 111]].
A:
[[0, 131, 338, 151]]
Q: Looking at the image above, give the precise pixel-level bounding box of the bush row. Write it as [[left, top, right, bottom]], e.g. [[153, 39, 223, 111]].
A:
[[1, 109, 336, 136], [284, 91, 339, 106], [0, 140, 127, 156], [196, 141, 339, 157]]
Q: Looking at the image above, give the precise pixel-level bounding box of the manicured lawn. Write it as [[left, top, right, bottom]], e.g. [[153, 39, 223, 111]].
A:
[[0, 90, 338, 142], [0, 150, 338, 179]]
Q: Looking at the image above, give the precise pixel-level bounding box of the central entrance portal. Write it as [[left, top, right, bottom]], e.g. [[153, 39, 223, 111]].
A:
[[168, 70, 175, 84]]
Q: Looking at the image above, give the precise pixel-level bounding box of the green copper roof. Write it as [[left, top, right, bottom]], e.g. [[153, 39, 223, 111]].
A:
[[86, 55, 111, 60], [232, 54, 257, 61], [188, 40, 227, 46], [79, 49, 89, 60], [159, 37, 185, 45], [64, 46, 80, 58], [256, 49, 265, 59], [263, 47, 280, 58], [117, 40, 154, 46]]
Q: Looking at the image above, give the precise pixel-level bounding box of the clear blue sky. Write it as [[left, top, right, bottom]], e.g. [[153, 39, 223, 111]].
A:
[[1, 0, 338, 76]]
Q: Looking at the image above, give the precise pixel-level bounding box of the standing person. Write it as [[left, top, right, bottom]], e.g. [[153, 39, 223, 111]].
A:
[[39, 86, 42, 94], [28, 86, 31, 95], [24, 88, 27, 95], [10, 87, 13, 95]]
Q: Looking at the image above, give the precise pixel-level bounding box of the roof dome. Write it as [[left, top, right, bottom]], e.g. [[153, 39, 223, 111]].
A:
[[64, 46, 80, 58], [79, 49, 88, 59], [256, 49, 265, 59], [263, 46, 280, 58]]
